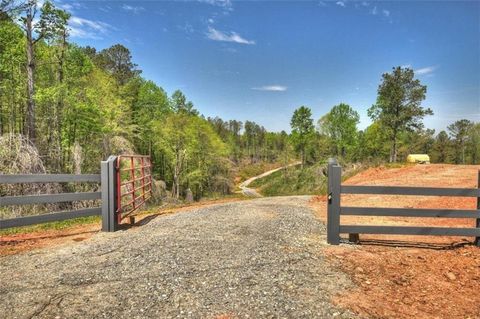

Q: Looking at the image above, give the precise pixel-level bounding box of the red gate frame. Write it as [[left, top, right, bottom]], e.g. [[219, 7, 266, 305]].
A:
[[116, 155, 152, 223]]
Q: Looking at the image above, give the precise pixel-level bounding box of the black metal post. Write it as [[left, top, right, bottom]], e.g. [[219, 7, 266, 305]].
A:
[[475, 170, 480, 246], [101, 156, 118, 232], [327, 158, 341, 245]]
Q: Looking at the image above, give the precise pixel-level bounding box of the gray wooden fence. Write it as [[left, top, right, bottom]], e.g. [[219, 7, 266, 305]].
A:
[[327, 159, 480, 246], [0, 156, 119, 232]]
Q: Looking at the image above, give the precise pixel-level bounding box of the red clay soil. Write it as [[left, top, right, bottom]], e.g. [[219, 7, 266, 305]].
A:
[[0, 223, 100, 256], [310, 164, 480, 319]]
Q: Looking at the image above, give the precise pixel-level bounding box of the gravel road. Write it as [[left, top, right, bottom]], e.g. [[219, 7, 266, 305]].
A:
[[0, 196, 353, 319]]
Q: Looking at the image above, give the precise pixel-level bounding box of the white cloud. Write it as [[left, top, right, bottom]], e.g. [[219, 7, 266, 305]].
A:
[[69, 27, 97, 39], [208, 18, 214, 24], [252, 85, 287, 92], [68, 16, 112, 39], [361, 1, 369, 6], [99, 6, 112, 13], [368, 5, 392, 22], [198, 0, 233, 11], [206, 27, 255, 45], [336, 1, 346, 7], [122, 4, 145, 14], [415, 66, 438, 75], [58, 1, 84, 12], [59, 3, 74, 10], [178, 23, 194, 34], [318, 1, 327, 7]]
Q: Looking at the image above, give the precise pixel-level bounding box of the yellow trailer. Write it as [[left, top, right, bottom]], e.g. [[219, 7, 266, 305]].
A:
[[406, 154, 430, 164]]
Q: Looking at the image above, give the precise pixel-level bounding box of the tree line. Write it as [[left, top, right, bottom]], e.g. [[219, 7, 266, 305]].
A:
[[289, 66, 479, 167], [0, 1, 478, 202]]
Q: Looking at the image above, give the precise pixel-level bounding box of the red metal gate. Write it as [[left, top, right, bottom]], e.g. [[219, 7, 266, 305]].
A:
[[116, 155, 152, 223]]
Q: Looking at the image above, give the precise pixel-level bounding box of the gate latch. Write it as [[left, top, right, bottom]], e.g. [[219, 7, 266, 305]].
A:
[[328, 192, 332, 204]]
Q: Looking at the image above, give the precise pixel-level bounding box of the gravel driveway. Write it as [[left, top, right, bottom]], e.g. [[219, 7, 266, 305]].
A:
[[0, 196, 353, 318]]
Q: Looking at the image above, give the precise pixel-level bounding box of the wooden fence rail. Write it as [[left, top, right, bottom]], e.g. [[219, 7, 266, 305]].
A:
[[0, 155, 152, 232], [0, 174, 102, 230], [0, 174, 101, 184], [327, 158, 480, 246], [0, 156, 121, 231]]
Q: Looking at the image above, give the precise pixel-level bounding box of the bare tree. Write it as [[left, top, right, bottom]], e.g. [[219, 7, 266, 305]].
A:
[[12, 0, 69, 145]]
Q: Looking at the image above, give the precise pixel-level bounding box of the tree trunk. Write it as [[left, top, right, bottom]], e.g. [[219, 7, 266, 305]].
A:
[[0, 100, 3, 135], [390, 131, 398, 163], [301, 147, 305, 169], [172, 149, 183, 199], [51, 30, 67, 171], [25, 11, 36, 144], [172, 173, 178, 199]]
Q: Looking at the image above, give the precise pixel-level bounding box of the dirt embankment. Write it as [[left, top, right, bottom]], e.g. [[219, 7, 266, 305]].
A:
[[311, 164, 480, 319]]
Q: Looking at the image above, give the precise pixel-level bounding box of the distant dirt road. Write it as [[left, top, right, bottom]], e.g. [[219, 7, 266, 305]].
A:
[[0, 196, 352, 318], [239, 162, 301, 197]]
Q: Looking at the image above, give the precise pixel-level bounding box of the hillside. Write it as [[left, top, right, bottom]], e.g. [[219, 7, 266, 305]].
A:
[[249, 162, 328, 196]]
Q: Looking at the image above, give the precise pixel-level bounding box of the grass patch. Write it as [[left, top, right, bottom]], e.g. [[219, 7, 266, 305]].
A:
[[249, 160, 374, 197], [0, 215, 100, 236], [250, 163, 328, 196], [237, 161, 285, 182]]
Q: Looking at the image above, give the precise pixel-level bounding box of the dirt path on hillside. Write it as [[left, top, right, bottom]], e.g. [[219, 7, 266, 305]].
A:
[[0, 196, 354, 319], [238, 161, 301, 197], [310, 164, 480, 319]]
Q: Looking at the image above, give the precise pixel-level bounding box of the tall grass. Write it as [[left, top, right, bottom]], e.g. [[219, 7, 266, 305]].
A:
[[250, 163, 328, 196]]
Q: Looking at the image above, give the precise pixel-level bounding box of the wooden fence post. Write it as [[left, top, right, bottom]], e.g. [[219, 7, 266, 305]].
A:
[[475, 170, 480, 247], [327, 158, 341, 245], [101, 156, 118, 232]]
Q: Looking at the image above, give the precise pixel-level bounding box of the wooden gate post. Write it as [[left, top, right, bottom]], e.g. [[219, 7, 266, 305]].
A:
[[327, 158, 341, 245], [475, 170, 480, 247], [101, 156, 118, 232]]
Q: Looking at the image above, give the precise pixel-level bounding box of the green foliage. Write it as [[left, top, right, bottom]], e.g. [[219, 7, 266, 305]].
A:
[[1, 4, 479, 209], [171, 90, 198, 115], [95, 44, 140, 85], [154, 113, 229, 199], [37, 1, 70, 44], [249, 162, 328, 196], [431, 130, 451, 163], [0, 19, 26, 134], [356, 122, 390, 161], [447, 119, 474, 164], [318, 103, 359, 159], [131, 79, 171, 157], [368, 66, 433, 162], [290, 106, 315, 167]]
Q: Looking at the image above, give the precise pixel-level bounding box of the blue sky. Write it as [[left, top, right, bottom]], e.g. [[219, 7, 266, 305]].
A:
[[60, 0, 479, 132]]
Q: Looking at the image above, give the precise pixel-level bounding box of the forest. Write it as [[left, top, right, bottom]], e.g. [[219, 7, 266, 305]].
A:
[[1, 1, 479, 201]]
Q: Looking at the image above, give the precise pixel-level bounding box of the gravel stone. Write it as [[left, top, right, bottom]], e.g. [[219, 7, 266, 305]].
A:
[[0, 196, 354, 318]]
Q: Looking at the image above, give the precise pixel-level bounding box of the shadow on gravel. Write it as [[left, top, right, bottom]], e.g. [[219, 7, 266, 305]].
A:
[[113, 213, 162, 231], [354, 238, 473, 250], [135, 214, 161, 226]]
